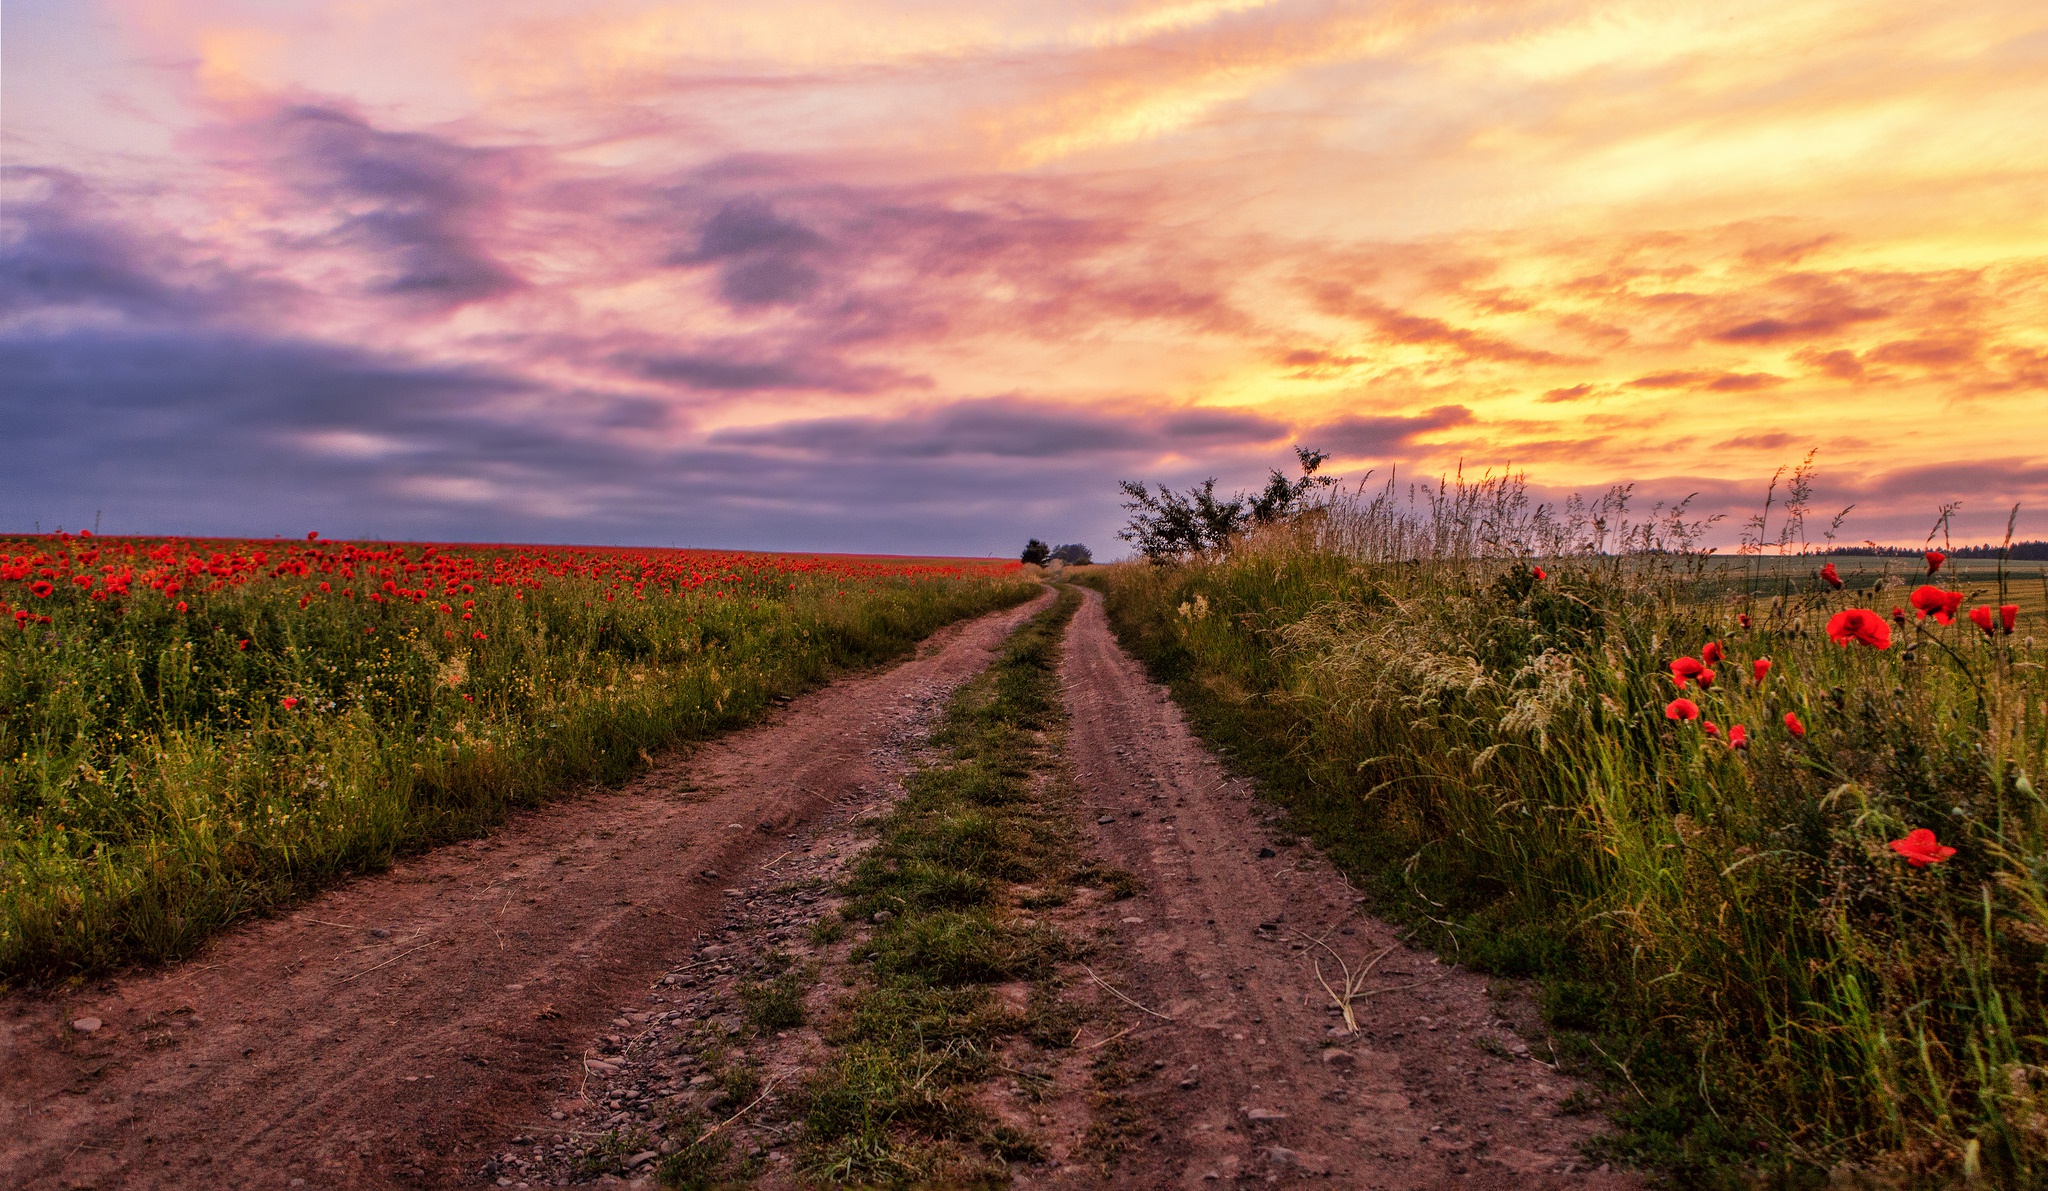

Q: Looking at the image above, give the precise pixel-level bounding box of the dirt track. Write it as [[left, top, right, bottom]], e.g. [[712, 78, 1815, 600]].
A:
[[0, 593, 1050, 1191], [4, 586, 1641, 1188]]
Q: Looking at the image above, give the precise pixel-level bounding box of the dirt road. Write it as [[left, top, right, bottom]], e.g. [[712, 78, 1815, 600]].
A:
[[0, 593, 1050, 1191], [1055, 587, 1638, 1188], [5, 585, 1640, 1188]]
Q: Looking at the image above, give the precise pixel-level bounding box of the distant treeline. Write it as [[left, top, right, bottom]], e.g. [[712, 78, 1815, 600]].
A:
[[1824, 541, 2048, 560]]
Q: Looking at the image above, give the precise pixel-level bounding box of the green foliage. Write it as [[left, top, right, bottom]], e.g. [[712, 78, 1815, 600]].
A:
[[0, 558, 1035, 983], [1088, 540, 2048, 1184]]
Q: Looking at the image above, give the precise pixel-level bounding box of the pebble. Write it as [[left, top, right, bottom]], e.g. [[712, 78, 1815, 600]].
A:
[[70, 1017, 103, 1034], [368, 927, 391, 938], [1245, 1107, 1288, 1121], [1097, 816, 1116, 825], [871, 910, 894, 924], [627, 1150, 660, 1169], [1319, 1049, 1356, 1068]]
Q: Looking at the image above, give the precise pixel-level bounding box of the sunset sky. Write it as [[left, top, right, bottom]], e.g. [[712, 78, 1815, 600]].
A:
[[5, 0, 2046, 554]]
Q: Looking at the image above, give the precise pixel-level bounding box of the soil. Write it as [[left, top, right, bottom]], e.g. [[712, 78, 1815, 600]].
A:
[[3, 586, 1647, 1189], [0, 592, 1051, 1191]]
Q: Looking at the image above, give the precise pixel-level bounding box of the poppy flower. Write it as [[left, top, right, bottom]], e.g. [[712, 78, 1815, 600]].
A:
[[1784, 711, 1806, 737], [238, 639, 250, 650], [1892, 606, 1907, 625], [1821, 562, 1843, 589], [1924, 551, 1946, 575], [2003, 604, 2020, 634], [1825, 609, 1893, 650], [175, 601, 188, 613], [29, 580, 53, 598], [1968, 606, 1996, 637], [1702, 642, 1725, 665], [281, 696, 299, 710], [472, 631, 488, 641], [1909, 585, 1963, 625], [306, 531, 319, 541], [1753, 657, 1772, 685], [1703, 721, 1720, 738], [1669, 657, 1705, 687], [1532, 566, 1547, 581], [1888, 828, 1956, 868], [1738, 613, 1752, 629], [1697, 669, 1716, 690], [1665, 698, 1701, 722], [1728, 725, 1749, 750]]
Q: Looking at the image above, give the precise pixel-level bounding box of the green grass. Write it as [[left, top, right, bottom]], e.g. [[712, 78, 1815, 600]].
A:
[[790, 586, 1100, 1186], [0, 536, 1034, 984], [1081, 530, 2048, 1186]]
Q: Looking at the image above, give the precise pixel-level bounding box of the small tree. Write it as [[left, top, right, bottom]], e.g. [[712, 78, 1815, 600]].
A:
[[1020, 538, 1051, 566], [1117, 447, 1333, 562], [1050, 543, 1093, 565]]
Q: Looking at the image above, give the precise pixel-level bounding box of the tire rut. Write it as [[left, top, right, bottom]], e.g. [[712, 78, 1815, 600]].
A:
[[1055, 588, 1641, 1189], [0, 592, 1052, 1191]]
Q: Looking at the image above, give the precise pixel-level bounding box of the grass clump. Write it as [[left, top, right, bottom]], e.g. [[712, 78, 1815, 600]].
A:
[[1084, 470, 2048, 1185], [796, 586, 1088, 1183]]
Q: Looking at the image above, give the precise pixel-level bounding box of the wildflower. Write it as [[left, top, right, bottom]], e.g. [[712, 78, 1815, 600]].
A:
[[29, 580, 54, 598], [12, 610, 27, 625], [1825, 609, 1892, 650], [2001, 605, 2019, 634], [1909, 585, 1963, 625], [238, 639, 250, 650], [306, 531, 319, 541], [1753, 657, 1772, 685], [1784, 711, 1806, 737], [1703, 642, 1725, 665], [1892, 606, 1907, 625], [472, 631, 488, 641], [1821, 562, 1843, 589], [1532, 566, 1547, 581], [1697, 669, 1716, 690], [1669, 657, 1705, 687], [1888, 828, 1956, 868], [1703, 721, 1721, 738], [1729, 725, 1749, 749], [319, 582, 330, 593], [281, 696, 299, 710], [175, 601, 188, 613], [1966, 606, 1999, 637], [1738, 612, 1752, 629], [1665, 698, 1701, 722], [1924, 551, 1946, 575]]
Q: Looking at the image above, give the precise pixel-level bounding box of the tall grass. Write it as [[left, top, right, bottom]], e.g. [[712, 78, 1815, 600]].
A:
[[1, 538, 1034, 984], [1089, 474, 2048, 1184]]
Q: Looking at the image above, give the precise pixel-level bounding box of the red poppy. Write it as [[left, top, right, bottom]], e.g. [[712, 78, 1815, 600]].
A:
[[472, 631, 488, 640], [306, 531, 320, 541], [1728, 725, 1749, 750], [1909, 585, 1963, 625], [1702, 642, 1725, 665], [1532, 566, 1547, 581], [1669, 657, 1705, 687], [1924, 551, 1946, 576], [1784, 711, 1806, 737], [1825, 609, 1892, 650], [1753, 657, 1772, 685], [1697, 669, 1716, 690], [29, 580, 54, 598], [1821, 562, 1842, 589], [2002, 604, 2020, 634], [1968, 606, 1996, 637], [1888, 828, 1956, 868], [1738, 613, 1752, 629], [281, 696, 299, 710], [238, 639, 250, 651], [175, 601, 188, 613], [1665, 698, 1701, 722], [1703, 721, 1720, 738], [1892, 606, 1907, 625]]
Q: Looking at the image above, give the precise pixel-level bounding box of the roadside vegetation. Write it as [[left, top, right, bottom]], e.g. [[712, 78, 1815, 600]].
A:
[[1086, 465, 2048, 1185], [0, 534, 1031, 984]]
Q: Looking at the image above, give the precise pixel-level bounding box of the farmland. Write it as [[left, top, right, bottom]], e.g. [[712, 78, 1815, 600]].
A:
[[1084, 487, 2048, 1183], [0, 533, 1032, 983]]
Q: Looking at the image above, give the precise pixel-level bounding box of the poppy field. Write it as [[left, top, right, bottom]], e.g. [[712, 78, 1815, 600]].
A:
[[0, 533, 1031, 983], [1086, 485, 2048, 1183]]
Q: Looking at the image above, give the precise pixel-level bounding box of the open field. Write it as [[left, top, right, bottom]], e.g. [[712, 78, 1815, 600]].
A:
[[1082, 507, 2048, 1185], [0, 533, 1032, 984]]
